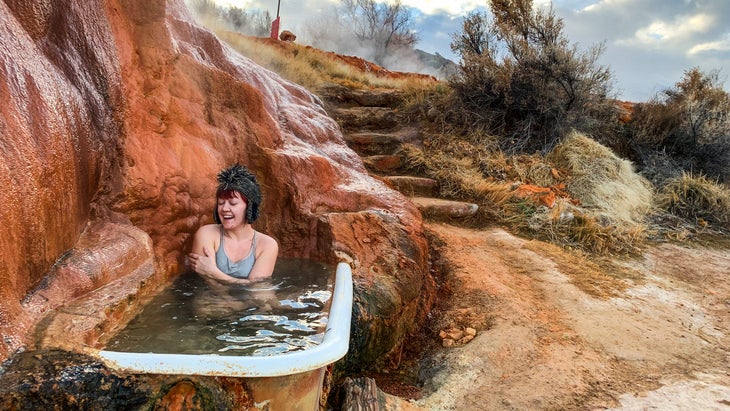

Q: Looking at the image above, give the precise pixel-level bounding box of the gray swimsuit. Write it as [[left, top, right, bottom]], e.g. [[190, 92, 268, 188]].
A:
[[215, 227, 257, 279]]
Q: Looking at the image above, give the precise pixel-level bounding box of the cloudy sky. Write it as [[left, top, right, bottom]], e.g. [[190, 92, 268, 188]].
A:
[[213, 0, 730, 102]]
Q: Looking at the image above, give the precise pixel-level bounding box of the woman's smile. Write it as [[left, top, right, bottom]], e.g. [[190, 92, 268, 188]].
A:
[[218, 193, 247, 227]]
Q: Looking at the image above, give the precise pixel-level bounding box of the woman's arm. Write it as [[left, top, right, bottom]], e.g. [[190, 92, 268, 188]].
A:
[[188, 224, 251, 285]]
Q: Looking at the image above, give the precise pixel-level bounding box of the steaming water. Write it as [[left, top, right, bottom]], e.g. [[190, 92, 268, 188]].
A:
[[106, 259, 334, 356]]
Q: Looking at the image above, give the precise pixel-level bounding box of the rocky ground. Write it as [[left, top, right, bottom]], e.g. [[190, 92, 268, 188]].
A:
[[369, 222, 730, 410]]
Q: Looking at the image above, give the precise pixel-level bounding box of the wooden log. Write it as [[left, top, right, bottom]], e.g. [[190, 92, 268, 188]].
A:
[[341, 377, 384, 411]]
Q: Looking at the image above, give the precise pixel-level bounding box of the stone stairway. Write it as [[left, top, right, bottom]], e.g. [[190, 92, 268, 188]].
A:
[[319, 84, 478, 222]]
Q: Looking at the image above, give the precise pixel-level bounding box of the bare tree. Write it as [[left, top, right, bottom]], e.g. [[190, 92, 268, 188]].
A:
[[248, 9, 273, 37], [186, 0, 271, 37], [186, 0, 220, 18], [340, 0, 419, 65]]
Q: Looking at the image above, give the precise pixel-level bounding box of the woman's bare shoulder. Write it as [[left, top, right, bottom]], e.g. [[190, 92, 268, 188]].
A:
[[195, 224, 220, 239], [256, 231, 279, 249]]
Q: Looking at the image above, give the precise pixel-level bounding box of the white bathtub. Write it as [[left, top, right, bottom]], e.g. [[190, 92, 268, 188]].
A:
[[94, 262, 353, 410]]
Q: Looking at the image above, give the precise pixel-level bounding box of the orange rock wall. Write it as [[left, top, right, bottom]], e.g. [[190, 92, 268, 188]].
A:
[[0, 0, 124, 355], [0, 0, 430, 370]]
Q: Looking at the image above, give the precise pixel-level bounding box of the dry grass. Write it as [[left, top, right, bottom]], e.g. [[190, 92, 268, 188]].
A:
[[211, 28, 438, 93], [404, 130, 654, 254], [657, 172, 730, 227], [548, 130, 654, 223], [189, 9, 437, 91], [399, 83, 451, 122], [522, 239, 644, 299], [515, 199, 646, 254], [402, 138, 514, 206]]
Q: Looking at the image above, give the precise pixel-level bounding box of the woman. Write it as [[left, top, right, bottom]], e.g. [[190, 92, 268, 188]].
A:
[[188, 163, 278, 284]]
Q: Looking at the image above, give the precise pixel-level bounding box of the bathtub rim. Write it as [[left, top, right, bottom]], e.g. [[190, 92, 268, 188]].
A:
[[92, 262, 352, 377]]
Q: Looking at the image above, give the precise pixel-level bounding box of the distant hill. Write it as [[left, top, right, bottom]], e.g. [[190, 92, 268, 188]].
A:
[[413, 49, 459, 79]]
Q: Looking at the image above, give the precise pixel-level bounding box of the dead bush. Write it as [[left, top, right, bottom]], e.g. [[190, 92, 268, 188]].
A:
[[444, 2, 619, 154], [629, 68, 730, 184], [693, 143, 730, 184], [630, 145, 684, 188]]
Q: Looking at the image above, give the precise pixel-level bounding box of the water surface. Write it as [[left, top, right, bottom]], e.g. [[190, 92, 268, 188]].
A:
[[106, 259, 334, 356]]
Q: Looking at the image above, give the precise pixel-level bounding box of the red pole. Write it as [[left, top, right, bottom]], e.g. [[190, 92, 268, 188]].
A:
[[270, 16, 280, 39], [270, 0, 281, 39]]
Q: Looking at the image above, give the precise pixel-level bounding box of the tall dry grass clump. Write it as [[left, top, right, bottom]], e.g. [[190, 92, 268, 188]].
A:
[[510, 131, 655, 254], [548, 131, 654, 223], [657, 173, 730, 227]]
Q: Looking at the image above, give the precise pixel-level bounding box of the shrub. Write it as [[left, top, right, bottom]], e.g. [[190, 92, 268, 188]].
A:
[[629, 68, 730, 183], [694, 143, 730, 184], [443, 1, 619, 154], [629, 145, 683, 188], [662, 68, 730, 148]]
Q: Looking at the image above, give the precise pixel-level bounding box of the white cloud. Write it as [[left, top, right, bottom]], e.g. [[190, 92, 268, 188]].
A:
[[689, 37, 730, 56], [631, 13, 716, 45], [399, 0, 483, 16], [582, 0, 632, 13]]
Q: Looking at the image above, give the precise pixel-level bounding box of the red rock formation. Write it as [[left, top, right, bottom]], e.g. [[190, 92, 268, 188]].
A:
[[0, 0, 125, 358], [279, 29, 296, 42], [0, 0, 430, 380], [615, 100, 635, 124], [318, 48, 438, 82]]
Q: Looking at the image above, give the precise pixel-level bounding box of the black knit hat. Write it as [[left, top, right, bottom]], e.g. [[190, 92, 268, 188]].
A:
[[214, 163, 262, 224]]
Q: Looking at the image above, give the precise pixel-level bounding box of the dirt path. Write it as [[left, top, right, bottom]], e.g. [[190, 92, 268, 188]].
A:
[[389, 222, 730, 410]]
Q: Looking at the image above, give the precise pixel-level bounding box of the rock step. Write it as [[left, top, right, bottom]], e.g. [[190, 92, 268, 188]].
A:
[[319, 84, 403, 108], [331, 107, 399, 132], [382, 176, 439, 197], [344, 131, 407, 156], [411, 197, 479, 221], [363, 155, 404, 174]]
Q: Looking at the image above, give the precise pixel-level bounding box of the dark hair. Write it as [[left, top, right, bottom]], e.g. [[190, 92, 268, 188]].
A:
[[217, 189, 247, 202], [213, 163, 261, 224]]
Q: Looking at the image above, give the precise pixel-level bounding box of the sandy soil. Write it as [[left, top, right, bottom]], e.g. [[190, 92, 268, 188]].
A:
[[380, 222, 730, 410]]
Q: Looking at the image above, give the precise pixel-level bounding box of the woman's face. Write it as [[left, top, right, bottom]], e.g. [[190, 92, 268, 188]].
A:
[[217, 191, 247, 229]]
